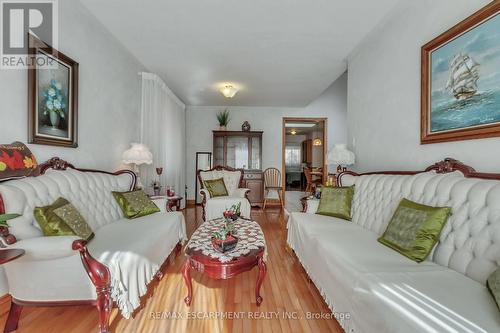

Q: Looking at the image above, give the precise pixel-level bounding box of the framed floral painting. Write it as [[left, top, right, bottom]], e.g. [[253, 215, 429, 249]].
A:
[[28, 35, 79, 147], [421, 2, 500, 144]]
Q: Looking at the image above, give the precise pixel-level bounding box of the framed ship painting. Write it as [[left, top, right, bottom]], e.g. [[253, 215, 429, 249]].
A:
[[421, 2, 500, 144], [28, 35, 79, 148]]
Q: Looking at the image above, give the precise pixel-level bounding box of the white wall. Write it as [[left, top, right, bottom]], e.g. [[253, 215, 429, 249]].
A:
[[0, 0, 146, 295], [347, 0, 499, 173], [186, 72, 347, 199], [0, 0, 146, 171]]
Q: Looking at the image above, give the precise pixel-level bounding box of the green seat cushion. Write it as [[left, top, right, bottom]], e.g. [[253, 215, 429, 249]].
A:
[[203, 178, 229, 197], [316, 186, 354, 221], [34, 198, 94, 240], [378, 198, 451, 263], [487, 267, 500, 311], [112, 189, 160, 219]]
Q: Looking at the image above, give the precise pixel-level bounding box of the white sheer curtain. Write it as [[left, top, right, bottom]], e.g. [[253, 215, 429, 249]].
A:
[[140, 73, 186, 205]]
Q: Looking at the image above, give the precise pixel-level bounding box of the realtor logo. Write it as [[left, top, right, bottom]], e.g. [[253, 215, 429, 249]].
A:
[[0, 0, 58, 69]]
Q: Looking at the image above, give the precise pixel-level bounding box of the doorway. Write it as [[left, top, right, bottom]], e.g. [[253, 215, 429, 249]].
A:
[[281, 118, 327, 212]]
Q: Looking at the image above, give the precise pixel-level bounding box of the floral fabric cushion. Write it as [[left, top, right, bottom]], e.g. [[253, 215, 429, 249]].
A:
[[316, 186, 354, 221], [0, 142, 39, 181], [34, 197, 94, 240], [112, 189, 160, 219], [203, 178, 229, 197], [378, 198, 451, 263]]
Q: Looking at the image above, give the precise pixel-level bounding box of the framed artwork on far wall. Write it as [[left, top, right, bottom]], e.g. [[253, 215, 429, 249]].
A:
[[421, 1, 500, 144], [28, 34, 79, 148]]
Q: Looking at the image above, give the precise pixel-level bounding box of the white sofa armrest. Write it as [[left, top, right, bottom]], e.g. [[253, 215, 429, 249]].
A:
[[232, 188, 250, 198], [200, 188, 211, 200], [151, 197, 168, 212], [9, 235, 81, 261]]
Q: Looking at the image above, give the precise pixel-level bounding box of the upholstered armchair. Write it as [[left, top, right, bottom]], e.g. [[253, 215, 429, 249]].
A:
[[197, 166, 251, 221]]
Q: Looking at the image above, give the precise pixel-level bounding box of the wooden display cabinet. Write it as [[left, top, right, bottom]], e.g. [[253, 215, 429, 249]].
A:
[[213, 131, 264, 206]]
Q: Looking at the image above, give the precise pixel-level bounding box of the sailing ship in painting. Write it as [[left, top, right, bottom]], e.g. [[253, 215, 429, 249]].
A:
[[445, 53, 480, 101]]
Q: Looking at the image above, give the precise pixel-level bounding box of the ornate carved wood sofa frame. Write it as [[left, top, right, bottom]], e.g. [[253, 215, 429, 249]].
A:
[[197, 166, 251, 221], [0, 158, 183, 333], [300, 158, 500, 212]]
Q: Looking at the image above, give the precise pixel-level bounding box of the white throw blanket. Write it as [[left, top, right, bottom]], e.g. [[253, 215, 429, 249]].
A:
[[88, 212, 187, 318]]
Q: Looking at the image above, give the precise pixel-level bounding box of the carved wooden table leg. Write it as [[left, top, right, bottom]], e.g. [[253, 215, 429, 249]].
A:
[[182, 260, 192, 306], [255, 256, 267, 306], [4, 302, 22, 333]]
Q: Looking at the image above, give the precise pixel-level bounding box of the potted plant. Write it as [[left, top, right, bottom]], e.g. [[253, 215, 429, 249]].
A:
[[0, 213, 20, 228], [211, 221, 238, 253], [216, 109, 230, 131]]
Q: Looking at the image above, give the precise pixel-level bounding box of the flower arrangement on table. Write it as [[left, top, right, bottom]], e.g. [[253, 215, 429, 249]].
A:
[[0, 213, 20, 228], [42, 79, 67, 128], [211, 202, 241, 253]]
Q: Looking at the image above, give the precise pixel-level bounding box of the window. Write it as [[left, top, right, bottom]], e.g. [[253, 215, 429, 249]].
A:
[[285, 144, 301, 170]]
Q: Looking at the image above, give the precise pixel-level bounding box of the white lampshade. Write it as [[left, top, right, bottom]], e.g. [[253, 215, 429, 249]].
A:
[[327, 144, 355, 166], [122, 143, 153, 165]]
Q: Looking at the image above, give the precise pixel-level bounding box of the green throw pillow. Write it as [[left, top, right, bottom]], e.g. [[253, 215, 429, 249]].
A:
[[34, 198, 94, 241], [487, 268, 500, 311], [316, 186, 354, 221], [378, 198, 451, 263], [112, 189, 160, 219], [203, 178, 229, 197]]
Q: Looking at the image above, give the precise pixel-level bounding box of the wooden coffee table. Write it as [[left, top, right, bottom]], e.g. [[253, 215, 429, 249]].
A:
[[0, 249, 24, 265], [182, 219, 267, 306]]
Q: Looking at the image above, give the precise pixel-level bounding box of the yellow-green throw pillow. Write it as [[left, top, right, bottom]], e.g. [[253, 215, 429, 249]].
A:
[[316, 186, 354, 221], [487, 268, 500, 311], [53, 202, 94, 241], [34, 198, 76, 237], [112, 189, 160, 219], [378, 198, 451, 263], [34, 198, 94, 240], [203, 178, 229, 197]]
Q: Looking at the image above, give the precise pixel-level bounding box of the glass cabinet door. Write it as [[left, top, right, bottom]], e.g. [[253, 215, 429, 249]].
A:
[[251, 136, 261, 170], [214, 136, 224, 166], [226, 136, 249, 169]]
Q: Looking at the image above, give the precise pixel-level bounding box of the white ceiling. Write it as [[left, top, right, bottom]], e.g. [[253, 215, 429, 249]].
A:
[[80, 0, 400, 107]]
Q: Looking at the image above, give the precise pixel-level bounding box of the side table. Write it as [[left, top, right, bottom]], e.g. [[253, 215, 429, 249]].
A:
[[151, 195, 183, 212]]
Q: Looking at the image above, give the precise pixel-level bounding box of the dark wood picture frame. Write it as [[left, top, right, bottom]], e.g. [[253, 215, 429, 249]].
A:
[[28, 34, 79, 148], [421, 1, 500, 144]]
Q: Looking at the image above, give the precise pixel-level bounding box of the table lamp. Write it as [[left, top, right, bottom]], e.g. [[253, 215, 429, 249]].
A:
[[122, 143, 153, 189], [327, 144, 355, 173]]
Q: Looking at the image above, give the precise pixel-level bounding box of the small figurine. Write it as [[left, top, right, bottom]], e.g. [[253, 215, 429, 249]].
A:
[[242, 121, 251, 132]]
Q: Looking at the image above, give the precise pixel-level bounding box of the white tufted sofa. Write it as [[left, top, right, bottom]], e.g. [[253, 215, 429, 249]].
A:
[[0, 159, 187, 333], [287, 159, 500, 333], [198, 166, 251, 221]]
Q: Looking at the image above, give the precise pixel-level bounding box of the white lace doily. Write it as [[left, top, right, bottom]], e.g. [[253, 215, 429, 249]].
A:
[[185, 218, 267, 263]]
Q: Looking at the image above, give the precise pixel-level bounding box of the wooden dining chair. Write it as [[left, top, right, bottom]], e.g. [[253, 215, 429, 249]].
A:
[[304, 167, 322, 193], [263, 167, 284, 209]]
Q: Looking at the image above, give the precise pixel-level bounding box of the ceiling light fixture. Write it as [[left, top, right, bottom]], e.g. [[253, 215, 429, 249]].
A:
[[313, 138, 322, 146], [290, 129, 297, 135], [220, 85, 238, 98]]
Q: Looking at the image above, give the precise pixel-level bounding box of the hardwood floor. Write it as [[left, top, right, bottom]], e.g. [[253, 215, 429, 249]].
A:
[[1, 207, 343, 333]]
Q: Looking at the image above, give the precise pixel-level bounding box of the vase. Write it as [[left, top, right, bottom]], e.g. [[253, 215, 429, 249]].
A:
[[219, 125, 227, 131], [49, 111, 60, 128], [242, 121, 251, 131]]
